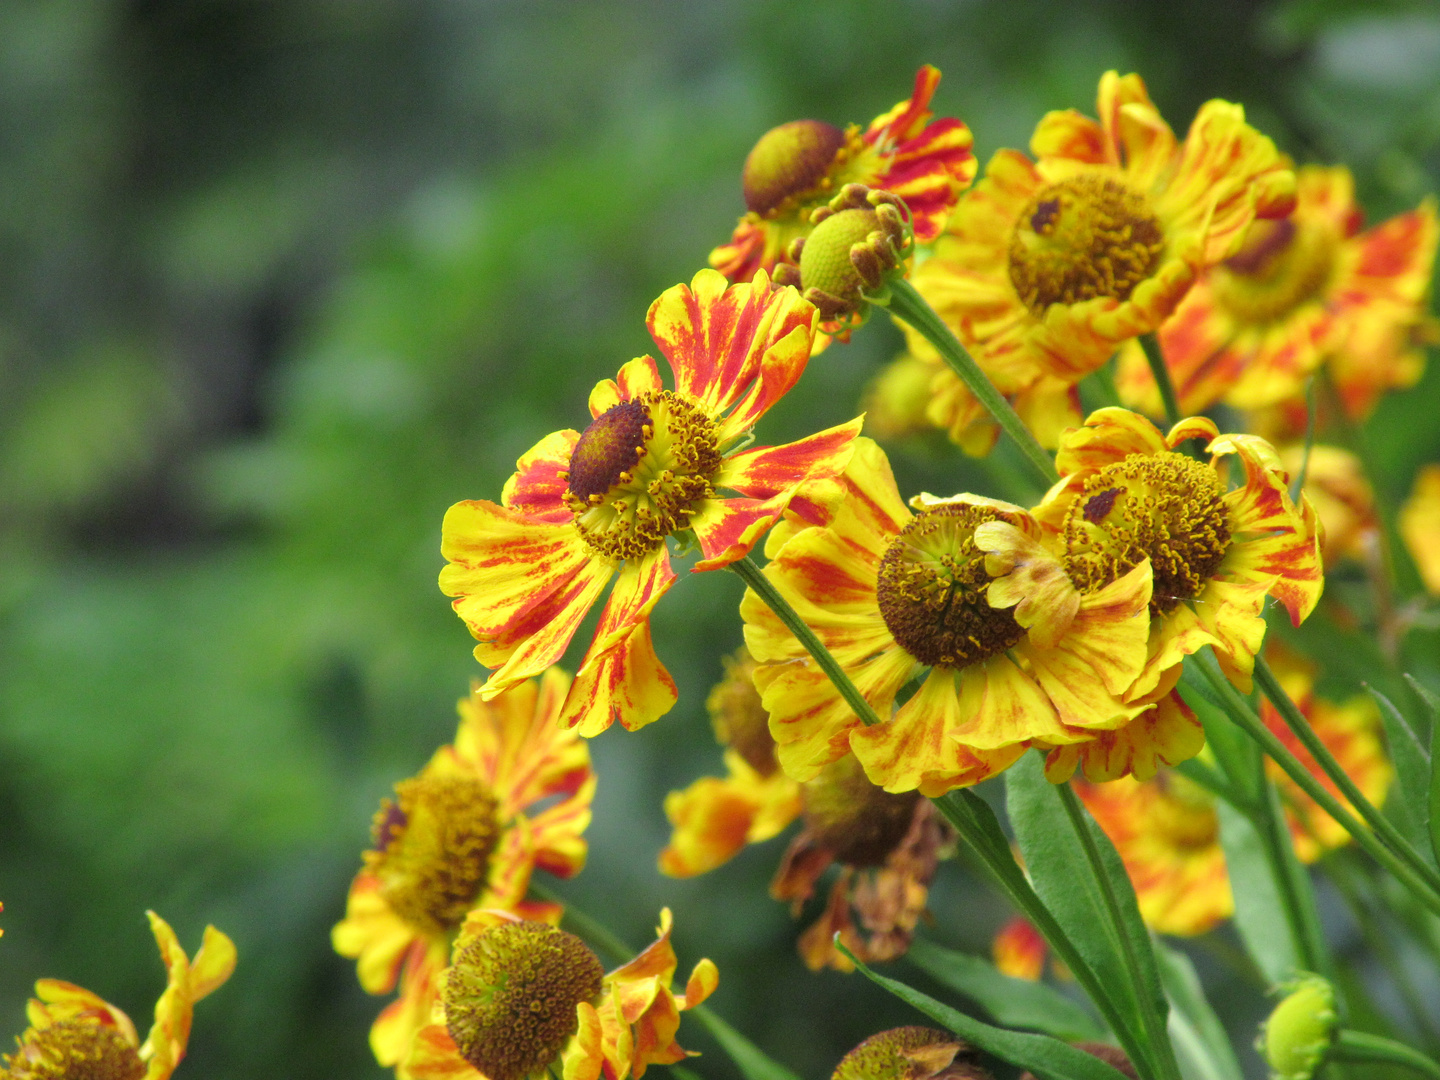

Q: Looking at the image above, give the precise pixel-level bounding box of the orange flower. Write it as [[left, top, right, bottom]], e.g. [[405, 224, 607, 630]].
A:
[[711, 66, 975, 286], [992, 916, 1048, 981], [407, 909, 716, 1080], [332, 669, 595, 1074], [899, 70, 1293, 451], [1118, 165, 1439, 418], [3, 912, 235, 1080], [1400, 464, 1440, 596], [439, 269, 861, 735], [741, 438, 1153, 796]]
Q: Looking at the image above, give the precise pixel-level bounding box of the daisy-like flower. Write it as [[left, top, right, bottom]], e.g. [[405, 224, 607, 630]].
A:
[[659, 651, 946, 971], [710, 65, 975, 286], [1117, 165, 1439, 417], [2, 912, 234, 1080], [439, 269, 861, 735], [332, 669, 595, 1074], [898, 70, 1293, 449], [406, 909, 716, 1080], [1400, 464, 1440, 596], [1033, 408, 1323, 705], [740, 437, 1154, 796]]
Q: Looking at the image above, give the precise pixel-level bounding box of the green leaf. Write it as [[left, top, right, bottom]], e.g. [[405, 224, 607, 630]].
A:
[[1005, 754, 1173, 1077], [1214, 799, 1298, 985], [1407, 674, 1440, 727], [1153, 942, 1244, 1080], [906, 937, 1107, 1042], [1365, 684, 1435, 869], [843, 945, 1134, 1080], [688, 1006, 801, 1080]]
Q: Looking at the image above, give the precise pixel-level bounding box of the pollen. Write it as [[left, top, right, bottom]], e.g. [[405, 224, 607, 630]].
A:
[[566, 390, 723, 562], [875, 504, 1025, 669], [1062, 451, 1232, 616], [1212, 217, 1337, 325], [365, 773, 502, 938], [742, 119, 847, 216], [443, 921, 605, 1080], [2, 1017, 145, 1080], [801, 755, 920, 868], [1008, 174, 1165, 315]]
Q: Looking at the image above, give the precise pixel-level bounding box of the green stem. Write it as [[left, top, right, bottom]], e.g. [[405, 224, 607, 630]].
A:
[[1255, 656, 1440, 896], [886, 277, 1058, 486], [1055, 783, 1182, 1080], [933, 790, 1153, 1077], [1192, 651, 1440, 919], [1331, 1030, 1440, 1079], [1138, 332, 1181, 429], [729, 555, 881, 727]]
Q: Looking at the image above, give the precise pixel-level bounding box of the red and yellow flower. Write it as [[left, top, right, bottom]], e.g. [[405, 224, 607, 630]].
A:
[[898, 70, 1293, 451], [710, 66, 975, 286], [1034, 408, 1323, 704], [3, 912, 235, 1080], [992, 916, 1049, 982], [1117, 165, 1438, 418], [740, 437, 1154, 796], [439, 269, 861, 735], [1401, 464, 1440, 596], [407, 909, 716, 1080], [332, 669, 595, 1074]]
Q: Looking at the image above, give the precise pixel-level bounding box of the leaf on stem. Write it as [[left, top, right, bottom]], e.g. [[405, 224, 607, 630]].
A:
[[1153, 941, 1244, 1080]]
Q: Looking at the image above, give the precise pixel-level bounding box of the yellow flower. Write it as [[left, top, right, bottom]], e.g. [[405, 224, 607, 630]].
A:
[[1035, 408, 1323, 703], [1042, 684, 1205, 784], [439, 269, 861, 735], [332, 669, 595, 1074], [899, 70, 1293, 450], [406, 910, 716, 1080], [741, 438, 1153, 796], [1400, 464, 1440, 596], [1280, 444, 1376, 569], [711, 66, 976, 286], [3, 912, 235, 1080], [1117, 165, 1439, 418]]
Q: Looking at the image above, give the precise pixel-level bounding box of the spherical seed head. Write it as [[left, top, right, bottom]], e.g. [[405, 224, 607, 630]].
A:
[[1061, 451, 1231, 616], [444, 921, 606, 1080], [742, 120, 847, 216], [802, 754, 921, 867], [799, 208, 884, 307], [876, 503, 1026, 669], [833, 1027, 984, 1080], [3, 1017, 145, 1080], [1008, 175, 1165, 315], [1261, 975, 1337, 1080], [366, 773, 503, 937], [567, 400, 651, 502], [707, 648, 778, 776]]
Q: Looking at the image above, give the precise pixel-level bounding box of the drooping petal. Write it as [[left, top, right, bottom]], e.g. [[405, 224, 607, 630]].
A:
[[1044, 685, 1203, 783]]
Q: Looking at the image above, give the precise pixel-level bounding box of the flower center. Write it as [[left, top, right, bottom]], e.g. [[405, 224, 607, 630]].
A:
[[799, 207, 883, 305], [443, 921, 605, 1080], [1212, 217, 1338, 325], [1008, 175, 1165, 315], [742, 119, 847, 216], [366, 774, 502, 938], [1061, 451, 1231, 616], [802, 754, 920, 867], [708, 648, 778, 777], [2, 1018, 145, 1080], [832, 1026, 972, 1080], [875, 504, 1025, 668], [564, 391, 723, 562]]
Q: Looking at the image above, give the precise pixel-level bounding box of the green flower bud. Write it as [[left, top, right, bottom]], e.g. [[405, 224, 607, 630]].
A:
[[1260, 974, 1338, 1080]]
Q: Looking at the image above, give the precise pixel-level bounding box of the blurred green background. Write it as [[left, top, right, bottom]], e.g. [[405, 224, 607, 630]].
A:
[[1, 1, 1438, 1077]]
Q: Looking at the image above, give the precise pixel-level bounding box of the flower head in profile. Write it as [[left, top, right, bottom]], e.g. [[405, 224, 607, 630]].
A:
[[741, 438, 1154, 796], [899, 70, 1294, 450], [711, 66, 975, 286], [1034, 408, 1323, 703], [440, 269, 861, 736], [407, 910, 716, 1080], [1117, 165, 1438, 419], [658, 652, 945, 971], [3, 912, 235, 1080], [332, 669, 595, 1073]]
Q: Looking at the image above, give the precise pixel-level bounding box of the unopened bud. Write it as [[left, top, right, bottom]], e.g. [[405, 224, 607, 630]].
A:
[[1259, 974, 1338, 1080]]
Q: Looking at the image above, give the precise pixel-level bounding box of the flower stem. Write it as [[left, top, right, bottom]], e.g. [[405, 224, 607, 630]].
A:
[[886, 278, 1058, 486], [1255, 655, 1440, 896], [1193, 650, 1440, 919], [729, 555, 882, 727], [1137, 332, 1181, 428], [1331, 1030, 1440, 1079]]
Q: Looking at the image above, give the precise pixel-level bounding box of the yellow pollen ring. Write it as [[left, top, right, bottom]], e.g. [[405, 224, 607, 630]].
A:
[[3, 1018, 145, 1080]]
